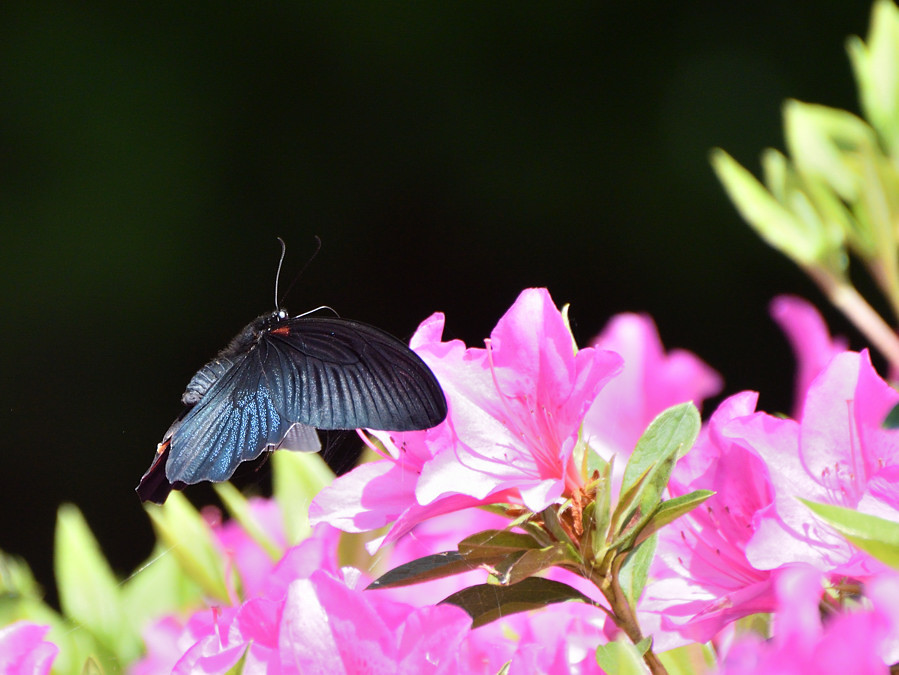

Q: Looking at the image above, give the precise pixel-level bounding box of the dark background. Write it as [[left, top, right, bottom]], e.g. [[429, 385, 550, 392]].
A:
[[0, 2, 882, 604]]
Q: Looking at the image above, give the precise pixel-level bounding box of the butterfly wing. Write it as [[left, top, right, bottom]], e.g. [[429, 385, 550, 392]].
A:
[[261, 316, 447, 431], [164, 348, 292, 485], [143, 314, 447, 497]]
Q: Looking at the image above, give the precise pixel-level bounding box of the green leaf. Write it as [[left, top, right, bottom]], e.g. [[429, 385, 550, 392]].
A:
[[492, 542, 581, 585], [595, 639, 649, 674], [613, 403, 700, 548], [848, 0, 899, 154], [541, 504, 569, 543], [54, 504, 140, 661], [633, 490, 715, 548], [214, 482, 283, 560], [608, 466, 653, 546], [784, 100, 875, 202], [658, 642, 716, 675], [272, 449, 334, 546], [883, 401, 899, 428], [581, 439, 611, 479], [145, 492, 232, 601], [458, 530, 543, 556], [800, 499, 899, 568], [0, 549, 42, 601], [617, 534, 657, 610], [120, 544, 205, 640], [760, 146, 860, 259], [583, 453, 612, 560], [440, 577, 593, 628], [368, 552, 488, 590], [711, 148, 832, 267], [620, 403, 700, 498], [80, 657, 104, 675], [224, 645, 250, 675]]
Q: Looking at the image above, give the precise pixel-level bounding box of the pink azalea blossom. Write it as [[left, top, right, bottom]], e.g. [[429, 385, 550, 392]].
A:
[[279, 570, 473, 674], [583, 312, 722, 464], [209, 497, 288, 598], [132, 523, 342, 674], [717, 566, 897, 674], [0, 621, 57, 675], [725, 351, 899, 576], [642, 392, 778, 644], [312, 288, 623, 543], [770, 295, 847, 417], [501, 602, 606, 674]]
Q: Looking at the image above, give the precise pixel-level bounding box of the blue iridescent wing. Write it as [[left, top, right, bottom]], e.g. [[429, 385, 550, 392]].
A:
[[164, 349, 291, 484]]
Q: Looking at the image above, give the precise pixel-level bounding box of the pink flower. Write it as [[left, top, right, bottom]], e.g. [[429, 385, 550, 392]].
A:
[[583, 312, 722, 463], [717, 566, 897, 674], [727, 351, 899, 576], [312, 288, 623, 543], [171, 599, 281, 674], [642, 392, 778, 643], [0, 622, 57, 675], [209, 497, 288, 598], [132, 522, 342, 674], [770, 295, 847, 417], [132, 616, 184, 675], [415, 288, 623, 508], [501, 603, 606, 674], [279, 570, 473, 674]]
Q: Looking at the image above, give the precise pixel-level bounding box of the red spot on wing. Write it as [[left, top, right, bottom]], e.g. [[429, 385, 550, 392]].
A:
[[271, 326, 291, 336], [137, 439, 174, 504]]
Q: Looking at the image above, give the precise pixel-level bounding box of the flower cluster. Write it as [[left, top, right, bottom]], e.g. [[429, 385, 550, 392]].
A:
[[6, 286, 899, 674]]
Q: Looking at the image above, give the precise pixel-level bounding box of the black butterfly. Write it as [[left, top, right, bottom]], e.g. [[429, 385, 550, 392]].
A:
[[137, 308, 447, 504]]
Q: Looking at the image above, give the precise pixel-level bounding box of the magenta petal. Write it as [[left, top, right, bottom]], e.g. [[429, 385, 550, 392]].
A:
[[412, 288, 622, 512], [770, 295, 847, 417], [585, 312, 721, 460], [310, 460, 413, 532], [409, 312, 447, 349], [771, 566, 826, 651], [173, 641, 247, 675], [0, 622, 57, 675], [859, 466, 899, 521], [280, 573, 395, 674], [395, 605, 471, 670], [735, 351, 899, 573], [798, 351, 899, 497]]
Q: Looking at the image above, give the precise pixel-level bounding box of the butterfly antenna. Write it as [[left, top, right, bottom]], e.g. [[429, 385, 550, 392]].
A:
[[278, 235, 322, 307], [274, 237, 288, 310]]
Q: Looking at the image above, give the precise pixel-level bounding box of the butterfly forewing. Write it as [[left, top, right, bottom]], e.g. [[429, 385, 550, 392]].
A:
[[263, 317, 447, 431]]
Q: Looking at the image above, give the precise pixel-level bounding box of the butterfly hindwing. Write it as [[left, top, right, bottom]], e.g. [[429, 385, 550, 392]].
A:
[[165, 349, 292, 484]]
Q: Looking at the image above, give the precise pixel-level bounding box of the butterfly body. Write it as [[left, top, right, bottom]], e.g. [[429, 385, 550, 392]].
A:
[[137, 309, 446, 503]]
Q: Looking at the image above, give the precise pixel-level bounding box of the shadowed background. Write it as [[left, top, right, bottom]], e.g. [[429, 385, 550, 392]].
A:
[[0, 1, 880, 602]]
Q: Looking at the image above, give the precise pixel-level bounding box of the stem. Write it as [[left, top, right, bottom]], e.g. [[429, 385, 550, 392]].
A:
[[806, 267, 899, 373], [868, 258, 899, 325], [592, 555, 668, 675]]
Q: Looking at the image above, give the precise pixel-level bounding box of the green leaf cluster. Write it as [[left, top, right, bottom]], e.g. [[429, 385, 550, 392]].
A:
[[713, 0, 899, 360]]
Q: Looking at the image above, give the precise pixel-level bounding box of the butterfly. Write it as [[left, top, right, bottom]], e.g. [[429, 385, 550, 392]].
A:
[[137, 244, 447, 503]]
